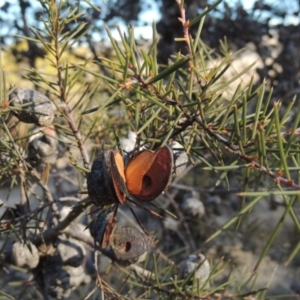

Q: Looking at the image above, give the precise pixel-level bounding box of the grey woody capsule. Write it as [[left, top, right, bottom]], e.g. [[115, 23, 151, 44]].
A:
[[9, 87, 55, 127], [27, 128, 58, 167], [110, 226, 154, 262]]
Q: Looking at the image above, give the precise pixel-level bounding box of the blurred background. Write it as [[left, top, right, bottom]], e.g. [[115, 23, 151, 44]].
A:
[[1, 0, 300, 100]]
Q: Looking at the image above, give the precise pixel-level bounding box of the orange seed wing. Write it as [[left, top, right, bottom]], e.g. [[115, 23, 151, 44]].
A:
[[125, 146, 173, 201], [110, 151, 127, 204]]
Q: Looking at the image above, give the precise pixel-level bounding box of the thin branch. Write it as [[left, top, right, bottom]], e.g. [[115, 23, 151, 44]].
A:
[[29, 169, 60, 215], [58, 103, 90, 170], [31, 198, 91, 246], [176, 0, 192, 53], [52, 6, 90, 170], [224, 125, 300, 151], [195, 115, 300, 190], [0, 202, 52, 225]]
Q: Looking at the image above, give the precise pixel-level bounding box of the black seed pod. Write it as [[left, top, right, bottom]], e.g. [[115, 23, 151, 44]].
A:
[[87, 150, 123, 206], [89, 207, 117, 248]]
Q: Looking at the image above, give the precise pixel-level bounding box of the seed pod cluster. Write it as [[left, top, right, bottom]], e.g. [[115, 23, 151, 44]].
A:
[[9, 87, 55, 127], [87, 143, 188, 266], [2, 204, 92, 299], [87, 146, 174, 207], [33, 223, 91, 299]]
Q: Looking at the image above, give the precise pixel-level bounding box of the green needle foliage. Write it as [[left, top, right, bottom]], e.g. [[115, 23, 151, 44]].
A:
[[0, 0, 300, 299]]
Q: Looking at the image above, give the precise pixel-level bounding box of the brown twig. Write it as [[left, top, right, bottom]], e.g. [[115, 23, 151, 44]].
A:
[[127, 59, 300, 192], [31, 198, 91, 246], [0, 202, 53, 225], [19, 171, 29, 214], [195, 115, 300, 190], [176, 0, 192, 54], [129, 61, 300, 192], [175, 1, 300, 191], [58, 103, 90, 170], [51, 4, 90, 170], [64, 228, 116, 261], [221, 120, 300, 151], [29, 168, 60, 216]]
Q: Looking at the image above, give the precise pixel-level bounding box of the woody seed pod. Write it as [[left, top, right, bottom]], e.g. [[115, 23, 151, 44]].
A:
[[9, 87, 55, 127], [27, 128, 58, 167], [89, 207, 117, 248], [88, 146, 174, 205], [87, 150, 125, 206], [110, 226, 154, 264]]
